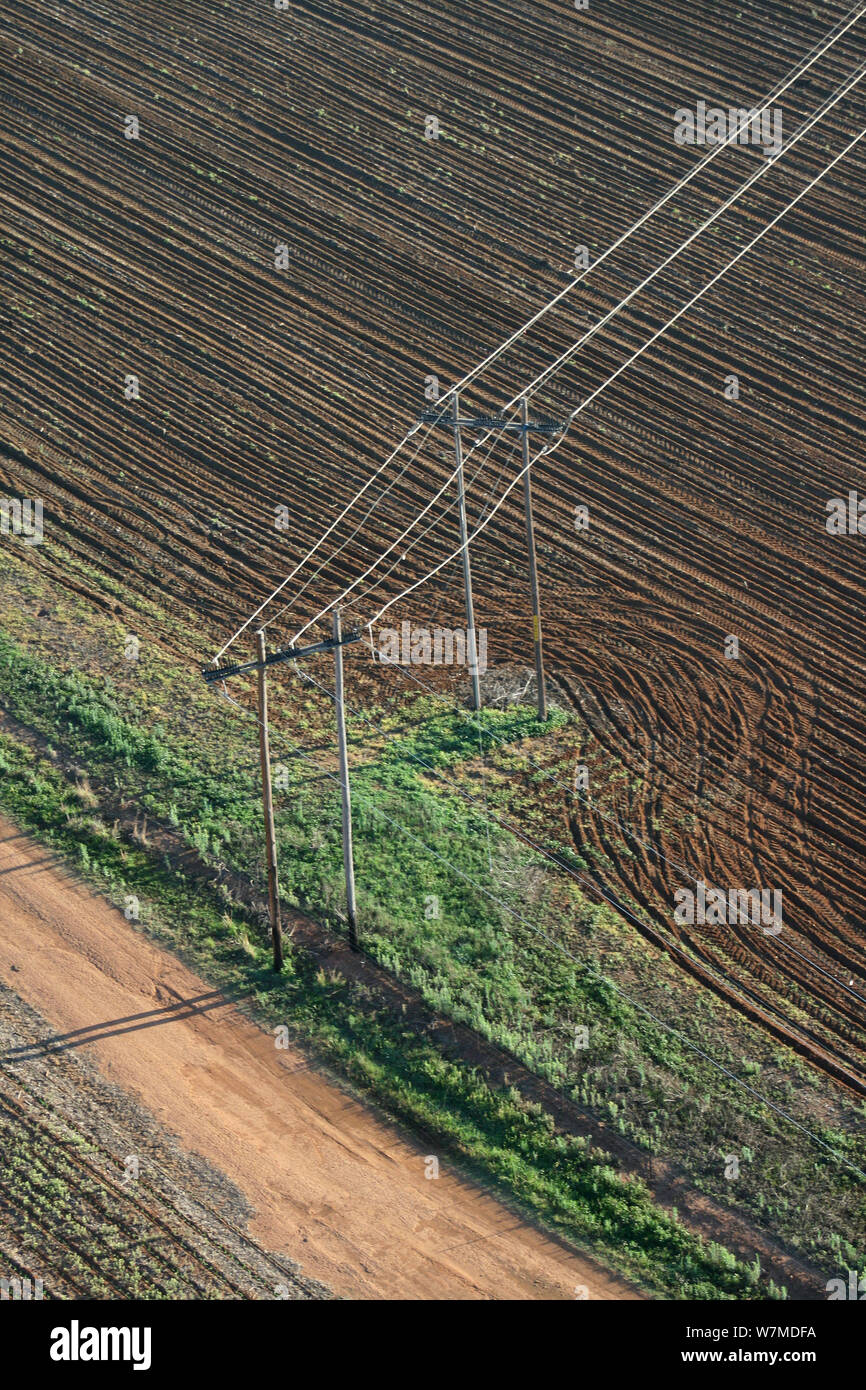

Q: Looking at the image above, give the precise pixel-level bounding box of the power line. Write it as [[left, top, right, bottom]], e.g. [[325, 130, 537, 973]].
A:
[[214, 2, 866, 661], [341, 431, 524, 641], [288, 54, 866, 645], [261, 409, 518, 645], [363, 110, 866, 632]]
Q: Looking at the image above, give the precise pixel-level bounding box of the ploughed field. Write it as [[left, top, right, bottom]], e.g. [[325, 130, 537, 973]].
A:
[[0, 982, 328, 1299], [0, 0, 864, 1093]]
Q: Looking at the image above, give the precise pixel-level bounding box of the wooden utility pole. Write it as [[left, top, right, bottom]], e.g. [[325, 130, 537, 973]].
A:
[[256, 630, 284, 972], [521, 396, 548, 721], [204, 628, 361, 961], [451, 391, 482, 711], [333, 609, 359, 951]]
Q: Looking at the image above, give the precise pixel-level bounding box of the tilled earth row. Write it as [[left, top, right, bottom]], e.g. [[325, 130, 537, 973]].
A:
[[0, 984, 329, 1299]]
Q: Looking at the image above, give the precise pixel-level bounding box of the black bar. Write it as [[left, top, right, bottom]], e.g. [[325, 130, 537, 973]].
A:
[[10, 1295, 861, 1375]]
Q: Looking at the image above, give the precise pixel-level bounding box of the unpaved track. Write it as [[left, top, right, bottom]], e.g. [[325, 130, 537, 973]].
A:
[[0, 818, 639, 1301]]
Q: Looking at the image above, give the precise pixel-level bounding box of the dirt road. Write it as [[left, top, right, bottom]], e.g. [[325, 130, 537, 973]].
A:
[[0, 817, 640, 1300]]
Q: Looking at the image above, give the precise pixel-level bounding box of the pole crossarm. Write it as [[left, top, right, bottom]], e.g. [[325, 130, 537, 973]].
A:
[[418, 408, 565, 435], [203, 630, 361, 685]]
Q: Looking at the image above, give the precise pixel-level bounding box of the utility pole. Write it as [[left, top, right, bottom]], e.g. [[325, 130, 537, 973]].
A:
[[256, 630, 284, 972], [204, 625, 361, 962], [333, 609, 359, 952], [452, 391, 482, 712], [521, 396, 548, 721]]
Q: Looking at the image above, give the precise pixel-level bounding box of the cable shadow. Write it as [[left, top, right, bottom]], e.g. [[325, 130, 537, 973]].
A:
[[1, 988, 249, 1061], [0, 857, 60, 877]]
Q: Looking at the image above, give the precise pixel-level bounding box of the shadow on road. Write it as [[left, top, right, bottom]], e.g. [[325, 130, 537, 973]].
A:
[[1, 988, 248, 1060]]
